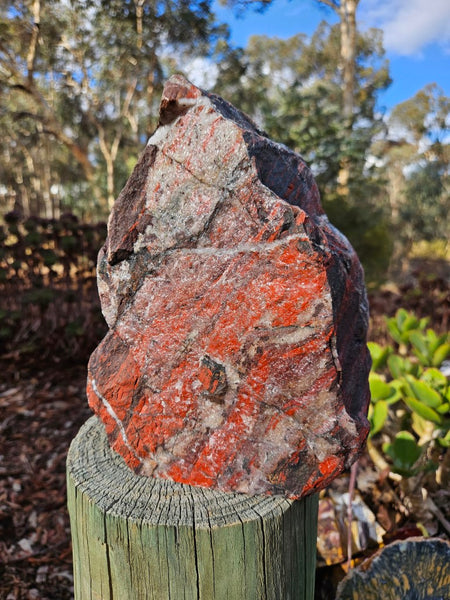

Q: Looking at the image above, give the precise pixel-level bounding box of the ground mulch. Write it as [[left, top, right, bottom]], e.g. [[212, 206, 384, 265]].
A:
[[0, 364, 90, 600]]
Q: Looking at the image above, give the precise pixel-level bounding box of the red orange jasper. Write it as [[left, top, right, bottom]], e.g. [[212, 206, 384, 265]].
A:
[[87, 75, 371, 499]]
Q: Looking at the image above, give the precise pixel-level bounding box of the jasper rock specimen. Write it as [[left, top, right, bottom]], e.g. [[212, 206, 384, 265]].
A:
[[87, 75, 371, 499]]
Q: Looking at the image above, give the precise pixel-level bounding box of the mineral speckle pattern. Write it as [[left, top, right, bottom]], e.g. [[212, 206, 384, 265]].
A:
[[87, 75, 371, 499]]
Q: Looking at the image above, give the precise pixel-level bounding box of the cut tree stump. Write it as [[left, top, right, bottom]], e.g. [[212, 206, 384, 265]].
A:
[[335, 537, 450, 600], [67, 417, 319, 600]]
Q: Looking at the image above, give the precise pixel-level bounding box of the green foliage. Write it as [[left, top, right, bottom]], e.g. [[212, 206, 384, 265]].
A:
[[22, 288, 57, 309], [380, 84, 449, 275], [382, 431, 426, 478], [323, 194, 392, 285], [0, 308, 22, 342], [402, 160, 449, 244], [1, 0, 447, 287], [0, 0, 229, 219], [367, 341, 392, 371], [386, 308, 429, 346], [368, 309, 450, 478]]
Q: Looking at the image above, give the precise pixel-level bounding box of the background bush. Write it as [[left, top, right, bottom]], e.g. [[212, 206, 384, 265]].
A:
[[0, 212, 107, 368]]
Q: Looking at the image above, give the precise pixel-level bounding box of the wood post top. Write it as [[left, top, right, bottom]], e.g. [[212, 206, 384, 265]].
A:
[[67, 417, 297, 528]]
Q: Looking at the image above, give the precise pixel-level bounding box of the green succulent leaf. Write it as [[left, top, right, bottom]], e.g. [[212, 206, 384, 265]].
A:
[[432, 343, 450, 367], [388, 354, 421, 378], [411, 412, 435, 441], [388, 354, 408, 379], [418, 317, 430, 331], [395, 309, 409, 328], [369, 373, 397, 402], [430, 331, 448, 353], [405, 375, 442, 408], [367, 342, 392, 371], [387, 310, 429, 347], [386, 321, 402, 345], [437, 430, 450, 448], [382, 431, 422, 476], [422, 368, 447, 390], [370, 399, 389, 436], [403, 396, 443, 425], [409, 331, 430, 365], [403, 315, 420, 334]]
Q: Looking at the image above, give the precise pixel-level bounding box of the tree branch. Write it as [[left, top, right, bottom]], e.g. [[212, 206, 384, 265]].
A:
[[111, 79, 138, 160], [10, 90, 94, 181], [318, 0, 340, 13]]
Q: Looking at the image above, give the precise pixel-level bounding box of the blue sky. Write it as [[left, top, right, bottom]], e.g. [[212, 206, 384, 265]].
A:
[[213, 0, 450, 112]]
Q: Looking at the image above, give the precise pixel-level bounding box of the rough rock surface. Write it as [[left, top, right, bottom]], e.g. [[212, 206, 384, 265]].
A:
[[87, 75, 371, 499]]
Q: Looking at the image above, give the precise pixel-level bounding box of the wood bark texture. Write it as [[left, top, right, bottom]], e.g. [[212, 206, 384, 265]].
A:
[[67, 417, 319, 600]]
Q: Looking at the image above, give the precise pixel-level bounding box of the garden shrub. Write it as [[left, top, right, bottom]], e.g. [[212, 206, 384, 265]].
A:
[[368, 309, 450, 482]]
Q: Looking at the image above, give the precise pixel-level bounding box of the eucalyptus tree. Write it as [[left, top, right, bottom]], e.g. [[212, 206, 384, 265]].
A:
[[220, 0, 360, 111], [377, 84, 450, 272], [0, 1, 92, 216], [220, 0, 366, 192], [0, 0, 229, 217]]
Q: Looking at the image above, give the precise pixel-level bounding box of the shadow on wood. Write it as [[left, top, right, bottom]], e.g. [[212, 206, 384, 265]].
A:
[[67, 417, 319, 600]]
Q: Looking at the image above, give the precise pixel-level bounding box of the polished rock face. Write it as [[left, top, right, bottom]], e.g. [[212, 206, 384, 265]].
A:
[[87, 75, 371, 499]]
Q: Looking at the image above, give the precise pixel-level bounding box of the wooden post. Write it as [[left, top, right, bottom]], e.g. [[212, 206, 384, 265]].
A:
[[67, 417, 319, 600]]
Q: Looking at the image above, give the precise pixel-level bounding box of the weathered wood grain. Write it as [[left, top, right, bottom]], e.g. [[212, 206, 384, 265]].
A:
[[67, 417, 319, 599]]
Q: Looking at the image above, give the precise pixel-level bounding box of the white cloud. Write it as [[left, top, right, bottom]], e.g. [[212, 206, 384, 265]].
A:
[[362, 0, 450, 55], [182, 57, 218, 90]]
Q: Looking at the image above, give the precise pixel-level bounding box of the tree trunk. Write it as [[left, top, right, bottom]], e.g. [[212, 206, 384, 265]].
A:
[[319, 0, 359, 194], [67, 417, 319, 600], [105, 154, 116, 210], [337, 0, 358, 121], [26, 0, 41, 83], [335, 0, 359, 196]]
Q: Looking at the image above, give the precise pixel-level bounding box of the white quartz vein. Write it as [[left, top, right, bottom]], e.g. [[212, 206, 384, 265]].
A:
[[91, 378, 143, 464], [167, 233, 310, 257]]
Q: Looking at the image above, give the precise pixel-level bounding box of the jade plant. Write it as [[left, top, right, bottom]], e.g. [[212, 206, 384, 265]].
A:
[[368, 309, 450, 481]]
